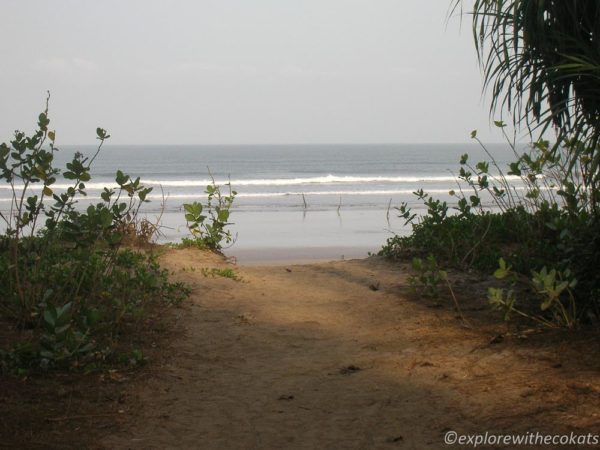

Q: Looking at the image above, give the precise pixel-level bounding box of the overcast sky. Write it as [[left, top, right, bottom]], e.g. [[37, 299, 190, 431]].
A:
[[0, 0, 502, 145]]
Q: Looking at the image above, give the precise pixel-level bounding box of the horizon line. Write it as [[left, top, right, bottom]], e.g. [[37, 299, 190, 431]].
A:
[[58, 141, 508, 147]]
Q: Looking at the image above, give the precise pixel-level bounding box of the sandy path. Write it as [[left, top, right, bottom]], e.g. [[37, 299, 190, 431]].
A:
[[103, 249, 599, 449]]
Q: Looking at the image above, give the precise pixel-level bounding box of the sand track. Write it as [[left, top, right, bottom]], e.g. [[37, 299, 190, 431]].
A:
[[103, 249, 600, 449]]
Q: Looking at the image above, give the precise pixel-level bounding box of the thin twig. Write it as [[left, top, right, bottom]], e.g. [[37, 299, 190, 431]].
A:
[[445, 278, 470, 328], [46, 413, 120, 422], [386, 198, 392, 225]]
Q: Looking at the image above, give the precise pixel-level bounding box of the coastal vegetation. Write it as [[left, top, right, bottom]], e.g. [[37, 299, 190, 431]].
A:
[[179, 173, 237, 251], [201, 267, 243, 281], [0, 99, 188, 372], [382, 0, 600, 327]]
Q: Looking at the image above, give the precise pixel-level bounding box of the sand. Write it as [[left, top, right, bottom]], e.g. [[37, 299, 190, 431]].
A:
[[102, 248, 600, 449]]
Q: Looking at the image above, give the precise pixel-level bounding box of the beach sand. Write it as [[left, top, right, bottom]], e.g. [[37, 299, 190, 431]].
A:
[[100, 248, 600, 449], [225, 245, 374, 265]]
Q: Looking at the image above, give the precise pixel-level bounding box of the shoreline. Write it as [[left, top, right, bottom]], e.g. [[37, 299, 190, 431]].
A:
[[223, 245, 376, 266]]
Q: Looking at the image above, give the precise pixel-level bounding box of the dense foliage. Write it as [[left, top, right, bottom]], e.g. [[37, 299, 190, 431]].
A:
[[381, 125, 600, 327], [0, 101, 188, 371], [462, 1, 600, 163], [382, 1, 600, 327], [453, 0, 600, 219]]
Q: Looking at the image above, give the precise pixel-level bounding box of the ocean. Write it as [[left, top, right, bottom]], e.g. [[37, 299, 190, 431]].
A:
[[0, 143, 518, 263]]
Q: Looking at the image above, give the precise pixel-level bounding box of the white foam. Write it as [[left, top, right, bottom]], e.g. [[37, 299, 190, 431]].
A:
[[0, 173, 525, 191], [140, 174, 524, 187], [0, 187, 544, 203]]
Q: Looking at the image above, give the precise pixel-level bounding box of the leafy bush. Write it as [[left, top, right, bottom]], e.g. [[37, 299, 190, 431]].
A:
[[488, 258, 579, 328], [408, 255, 446, 298], [182, 172, 236, 251], [0, 100, 188, 371], [381, 123, 600, 327]]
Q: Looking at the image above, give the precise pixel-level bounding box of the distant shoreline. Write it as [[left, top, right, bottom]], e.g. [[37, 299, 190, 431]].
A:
[[224, 245, 375, 266]]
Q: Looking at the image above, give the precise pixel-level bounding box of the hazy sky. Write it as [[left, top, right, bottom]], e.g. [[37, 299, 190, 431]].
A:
[[0, 0, 501, 145]]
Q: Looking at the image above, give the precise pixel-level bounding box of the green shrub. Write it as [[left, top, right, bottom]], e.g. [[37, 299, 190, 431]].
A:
[[201, 267, 242, 281], [408, 255, 446, 298], [487, 258, 579, 328], [182, 171, 236, 251], [381, 123, 600, 327], [0, 99, 189, 372]]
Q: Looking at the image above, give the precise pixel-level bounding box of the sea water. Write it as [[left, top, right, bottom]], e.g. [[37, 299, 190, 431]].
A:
[[0, 143, 519, 262]]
